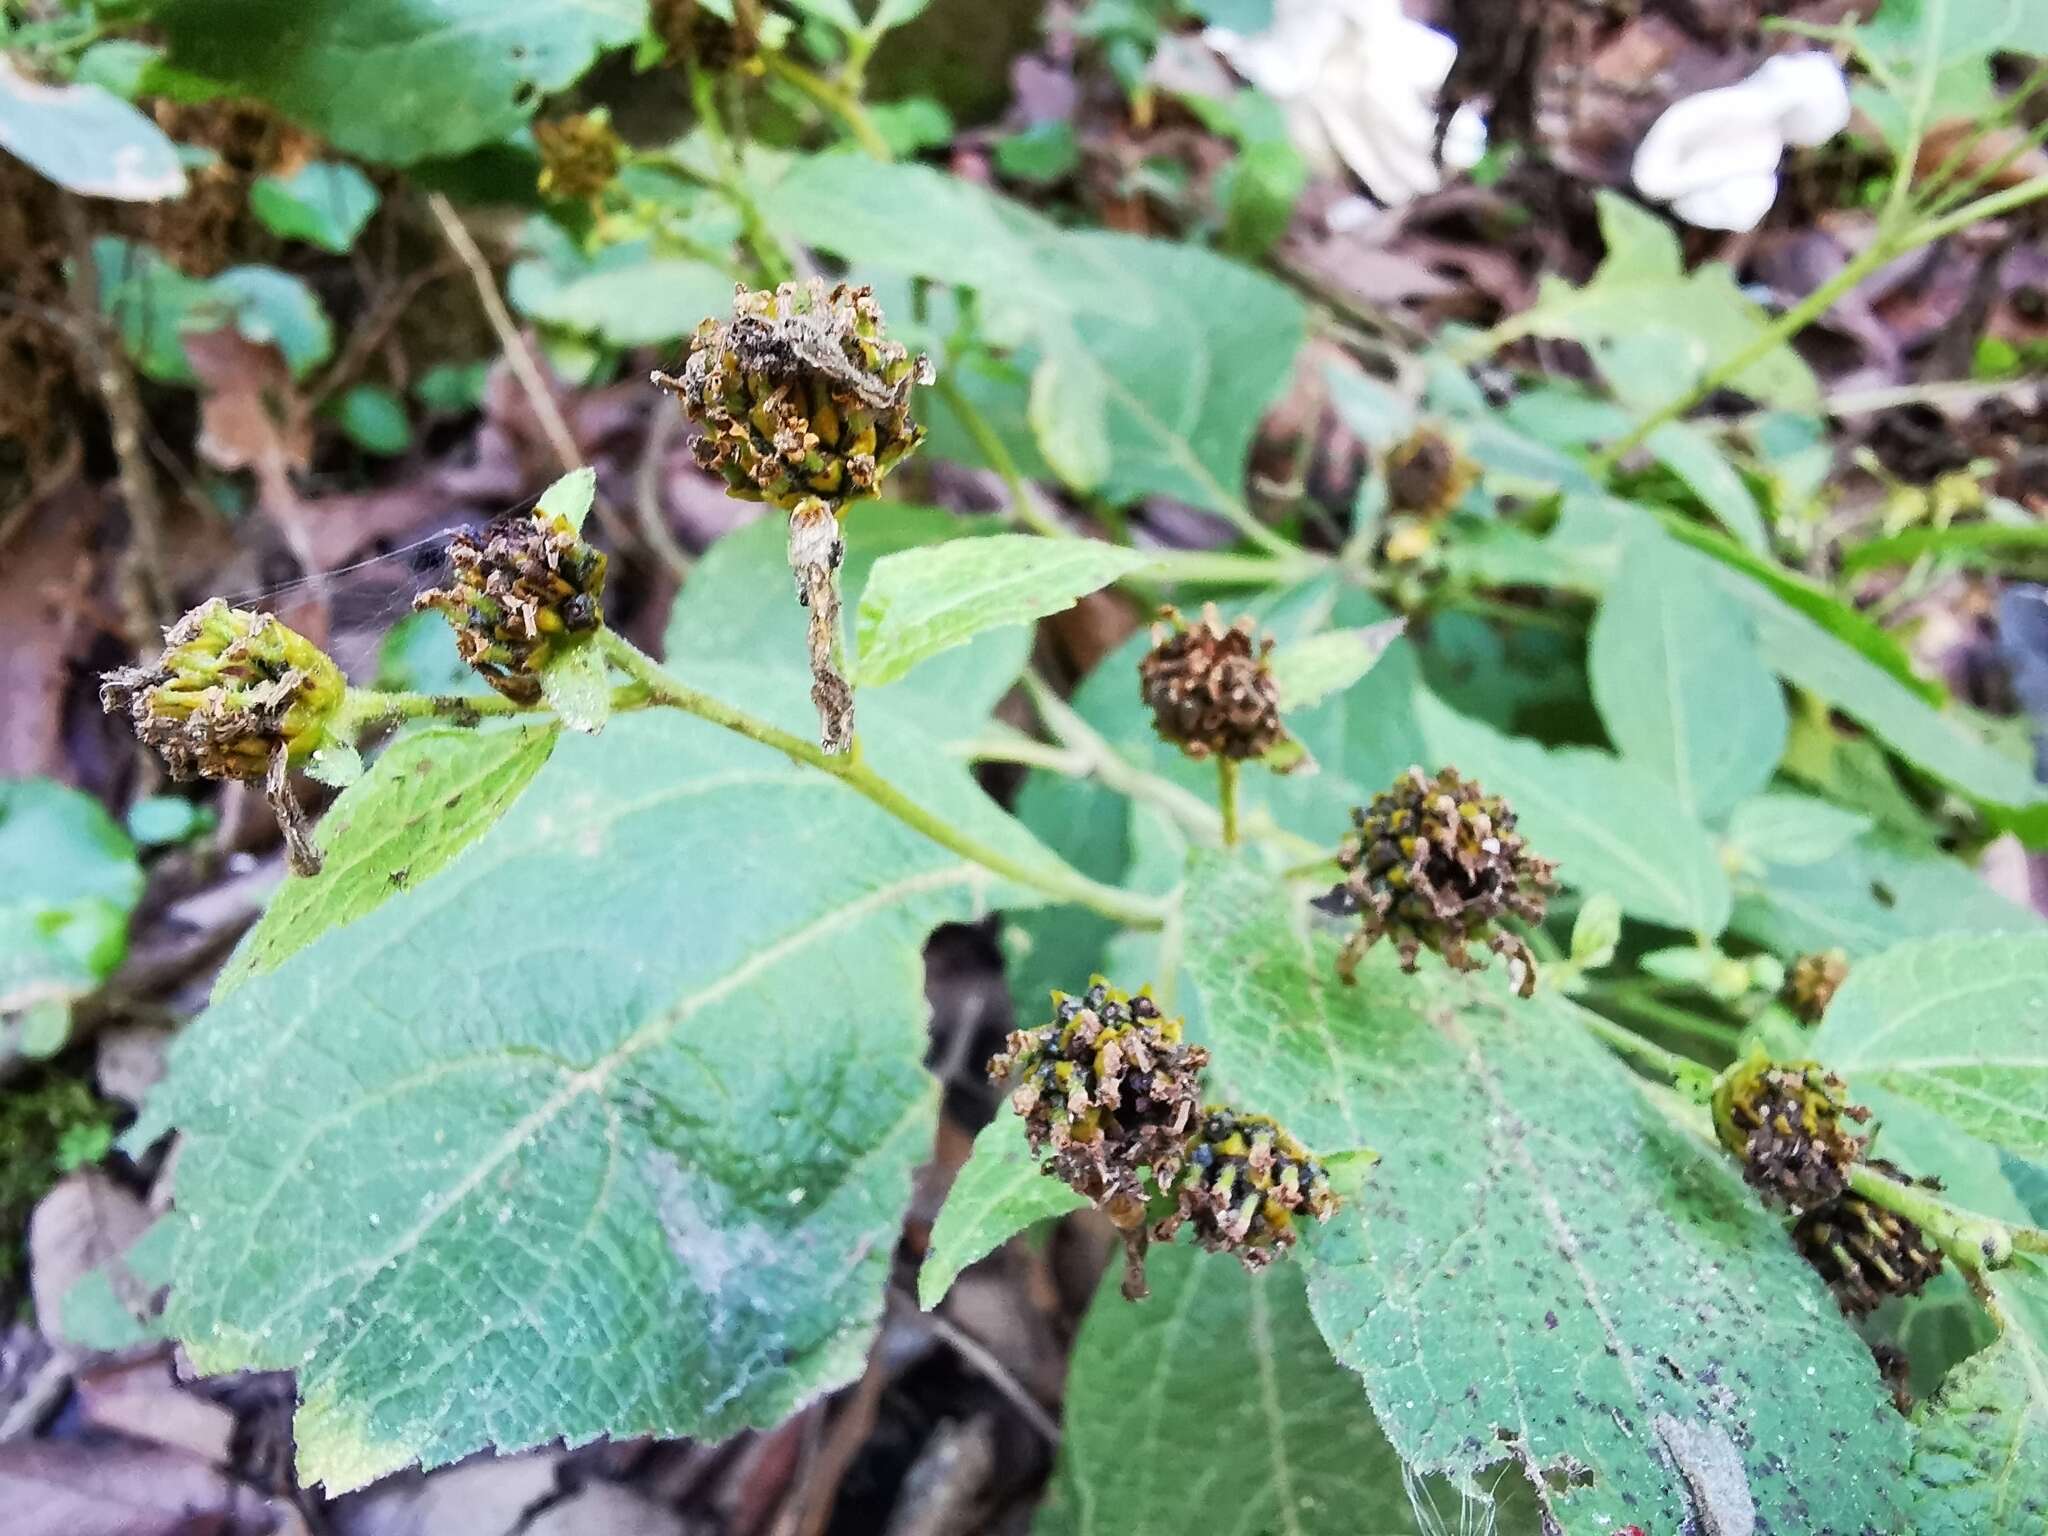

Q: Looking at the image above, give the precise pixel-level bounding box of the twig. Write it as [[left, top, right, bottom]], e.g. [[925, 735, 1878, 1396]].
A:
[[304, 253, 460, 412], [916, 1301, 1060, 1444], [59, 195, 173, 640], [632, 392, 695, 582], [785, 1331, 892, 1536]]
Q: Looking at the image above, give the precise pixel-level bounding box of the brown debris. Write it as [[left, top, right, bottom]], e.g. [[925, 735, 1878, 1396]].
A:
[[1136, 604, 1289, 764]]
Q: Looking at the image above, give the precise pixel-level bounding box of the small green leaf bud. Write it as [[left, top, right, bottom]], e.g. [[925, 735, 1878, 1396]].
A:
[[655, 280, 933, 514], [100, 599, 346, 783], [1711, 1056, 1869, 1213], [414, 509, 609, 704], [1136, 604, 1293, 766], [1318, 765, 1557, 996]]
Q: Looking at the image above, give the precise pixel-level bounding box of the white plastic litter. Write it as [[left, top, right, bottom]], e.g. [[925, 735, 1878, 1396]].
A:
[[1207, 0, 1488, 208], [1631, 52, 1852, 232]]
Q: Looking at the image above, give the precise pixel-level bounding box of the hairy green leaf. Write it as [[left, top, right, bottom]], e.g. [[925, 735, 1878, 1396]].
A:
[[918, 1114, 1083, 1309], [1644, 422, 1768, 553], [218, 725, 560, 993], [0, 58, 186, 200], [1029, 328, 1113, 493], [1723, 792, 1872, 868], [514, 255, 734, 347], [148, 0, 645, 164], [1730, 831, 2040, 959], [158, 710, 1009, 1491], [1419, 691, 1733, 935], [1269, 622, 1407, 713], [1589, 536, 1787, 822], [1815, 932, 2048, 1159], [1038, 1245, 1483, 1536], [855, 535, 1146, 688], [250, 160, 379, 252], [1908, 1256, 2048, 1535], [1844, 520, 2048, 575], [1183, 854, 1908, 1533]]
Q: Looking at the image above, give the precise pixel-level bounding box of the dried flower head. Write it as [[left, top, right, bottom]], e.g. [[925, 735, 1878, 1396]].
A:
[[990, 980, 1209, 1222], [1384, 427, 1475, 519], [100, 600, 345, 783], [1784, 950, 1849, 1025], [1793, 1192, 1942, 1316], [414, 510, 608, 704], [1154, 1107, 1338, 1271], [1137, 604, 1290, 764], [534, 112, 623, 204], [1712, 1057, 1870, 1212], [1318, 765, 1556, 996], [655, 280, 932, 513], [651, 0, 764, 70]]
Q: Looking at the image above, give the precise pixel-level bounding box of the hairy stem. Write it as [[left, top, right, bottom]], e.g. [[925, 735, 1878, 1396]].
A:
[[1217, 759, 1240, 847], [689, 65, 795, 286], [1575, 1010, 1716, 1094], [1846, 1163, 2016, 1276], [599, 632, 1166, 929], [764, 53, 892, 161]]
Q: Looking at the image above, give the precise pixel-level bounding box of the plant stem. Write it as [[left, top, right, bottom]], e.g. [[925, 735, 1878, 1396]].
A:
[[1846, 1163, 2016, 1276], [689, 65, 794, 286], [1576, 1010, 1715, 1094], [932, 373, 1067, 538], [1217, 759, 1240, 847], [599, 632, 1166, 929], [763, 52, 892, 161]]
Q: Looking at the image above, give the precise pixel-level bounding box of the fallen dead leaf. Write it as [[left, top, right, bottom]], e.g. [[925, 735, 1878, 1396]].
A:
[[523, 1482, 689, 1536], [0, 1439, 265, 1536], [76, 1355, 238, 1464], [28, 1170, 154, 1352], [329, 1449, 559, 1536]]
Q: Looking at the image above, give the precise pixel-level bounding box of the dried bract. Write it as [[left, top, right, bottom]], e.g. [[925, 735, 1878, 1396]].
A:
[[415, 511, 608, 704], [1384, 427, 1474, 519], [655, 280, 932, 513], [534, 113, 623, 204], [1155, 1107, 1338, 1271], [1713, 1057, 1870, 1212], [1319, 765, 1556, 995], [1783, 950, 1849, 1025], [1793, 1193, 1943, 1316], [100, 600, 344, 783], [1137, 604, 1289, 764]]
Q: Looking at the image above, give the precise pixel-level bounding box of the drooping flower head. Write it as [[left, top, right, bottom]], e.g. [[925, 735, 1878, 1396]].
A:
[[1137, 605, 1293, 766], [1712, 1056, 1870, 1212]]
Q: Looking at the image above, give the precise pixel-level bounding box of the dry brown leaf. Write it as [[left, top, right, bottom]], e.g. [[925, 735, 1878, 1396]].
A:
[[27, 1171, 153, 1351], [523, 1482, 690, 1536], [0, 1439, 262, 1536], [76, 1356, 237, 1464], [330, 1450, 558, 1536]]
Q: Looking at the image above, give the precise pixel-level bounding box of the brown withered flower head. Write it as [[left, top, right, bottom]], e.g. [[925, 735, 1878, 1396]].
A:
[[655, 280, 933, 513], [990, 978, 1209, 1297], [1712, 1057, 1871, 1213], [1137, 604, 1291, 765], [651, 0, 764, 70], [1783, 949, 1850, 1025], [1154, 1107, 1338, 1272], [101, 600, 345, 784], [1317, 766, 1556, 996], [415, 510, 608, 704], [534, 112, 623, 204], [1794, 1192, 1943, 1316], [1384, 426, 1476, 520]]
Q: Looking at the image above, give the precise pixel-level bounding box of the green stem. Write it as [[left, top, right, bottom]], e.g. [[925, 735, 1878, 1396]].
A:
[[1595, 983, 1744, 1053], [599, 633, 1165, 929], [1593, 172, 2048, 470], [932, 372, 1066, 539], [337, 685, 643, 733], [1576, 1010, 1715, 1094], [690, 65, 793, 286], [1847, 1163, 2015, 1276], [764, 53, 892, 161], [1217, 758, 1240, 847]]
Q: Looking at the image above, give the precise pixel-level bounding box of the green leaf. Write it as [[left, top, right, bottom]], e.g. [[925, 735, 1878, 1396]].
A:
[[1644, 421, 1769, 553], [670, 506, 1032, 738], [868, 0, 935, 28], [1268, 622, 1406, 713], [126, 795, 213, 849], [993, 120, 1079, 184], [157, 710, 1002, 1491], [1588, 536, 1787, 823], [1814, 932, 2048, 1159], [329, 384, 410, 456], [0, 779, 143, 1028], [917, 1114, 1083, 1309], [0, 57, 186, 200], [216, 725, 560, 994], [1038, 1244, 1489, 1536], [1908, 1256, 2048, 1535], [854, 534, 1147, 688], [783, 0, 863, 32], [1418, 691, 1733, 935], [148, 0, 645, 164], [249, 160, 379, 252], [514, 255, 735, 347], [1730, 831, 2039, 958], [1215, 137, 1307, 261], [538, 641, 612, 733], [210, 265, 334, 377], [537, 466, 596, 533], [1723, 791, 1872, 867], [1517, 193, 1821, 413], [1028, 329, 1113, 493], [1182, 854, 1909, 1533]]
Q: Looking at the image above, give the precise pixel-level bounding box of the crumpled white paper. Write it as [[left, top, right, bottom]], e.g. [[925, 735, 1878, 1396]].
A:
[[1206, 0, 1488, 208], [1631, 52, 1852, 232]]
